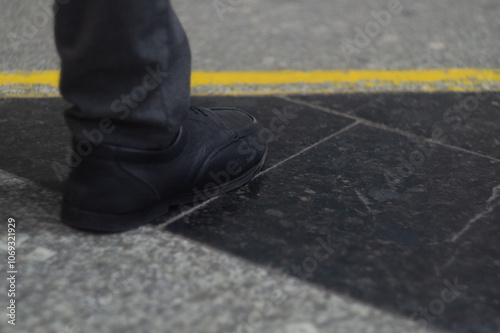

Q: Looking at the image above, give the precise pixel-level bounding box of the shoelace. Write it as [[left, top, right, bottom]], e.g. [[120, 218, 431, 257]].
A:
[[190, 106, 208, 116]]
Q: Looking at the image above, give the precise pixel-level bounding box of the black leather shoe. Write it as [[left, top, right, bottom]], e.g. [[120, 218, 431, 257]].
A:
[[61, 106, 268, 232]]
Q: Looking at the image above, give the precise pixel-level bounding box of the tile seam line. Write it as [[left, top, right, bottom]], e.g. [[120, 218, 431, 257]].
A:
[[279, 95, 500, 163], [255, 120, 361, 177], [154, 121, 361, 228], [0, 167, 59, 195]]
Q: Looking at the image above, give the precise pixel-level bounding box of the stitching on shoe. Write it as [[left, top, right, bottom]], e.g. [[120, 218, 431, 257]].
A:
[[191, 136, 239, 185]]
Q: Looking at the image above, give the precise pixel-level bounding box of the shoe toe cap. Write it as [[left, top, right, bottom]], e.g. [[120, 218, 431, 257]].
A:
[[209, 107, 259, 137]]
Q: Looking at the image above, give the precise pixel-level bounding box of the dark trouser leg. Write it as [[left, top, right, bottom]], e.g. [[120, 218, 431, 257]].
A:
[[55, 0, 191, 150]]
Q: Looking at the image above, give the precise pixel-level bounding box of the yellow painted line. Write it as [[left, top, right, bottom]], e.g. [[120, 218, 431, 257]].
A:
[[1, 69, 500, 97], [191, 69, 500, 86], [0, 70, 60, 87]]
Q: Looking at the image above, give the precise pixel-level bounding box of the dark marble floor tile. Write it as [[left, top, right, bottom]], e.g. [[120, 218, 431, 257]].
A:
[[293, 92, 500, 159], [165, 124, 500, 333], [0, 98, 72, 190], [2, 95, 499, 331], [0, 96, 352, 191]]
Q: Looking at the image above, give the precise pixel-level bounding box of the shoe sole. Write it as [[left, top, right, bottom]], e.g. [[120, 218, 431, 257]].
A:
[[61, 148, 268, 232]]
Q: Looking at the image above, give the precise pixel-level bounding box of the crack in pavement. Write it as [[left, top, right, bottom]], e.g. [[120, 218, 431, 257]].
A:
[[449, 184, 500, 243]]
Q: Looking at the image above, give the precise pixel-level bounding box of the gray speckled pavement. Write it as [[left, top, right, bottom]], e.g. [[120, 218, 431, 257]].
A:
[[1, 0, 499, 71]]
